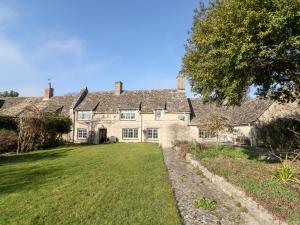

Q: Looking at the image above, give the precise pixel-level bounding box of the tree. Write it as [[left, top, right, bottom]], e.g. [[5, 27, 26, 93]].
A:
[[204, 114, 232, 148], [183, 0, 300, 106], [0, 90, 19, 97]]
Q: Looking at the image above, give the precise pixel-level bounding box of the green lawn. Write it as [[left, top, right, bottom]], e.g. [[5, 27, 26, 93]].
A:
[[0, 143, 181, 225], [194, 145, 300, 224]]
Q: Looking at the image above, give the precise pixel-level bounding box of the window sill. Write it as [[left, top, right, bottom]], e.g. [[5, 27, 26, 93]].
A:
[[122, 138, 139, 140]]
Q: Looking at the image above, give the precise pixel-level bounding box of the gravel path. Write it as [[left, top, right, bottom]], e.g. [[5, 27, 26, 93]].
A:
[[163, 148, 261, 225]]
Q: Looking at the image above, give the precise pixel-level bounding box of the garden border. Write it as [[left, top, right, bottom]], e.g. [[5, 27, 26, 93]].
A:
[[186, 153, 288, 225]]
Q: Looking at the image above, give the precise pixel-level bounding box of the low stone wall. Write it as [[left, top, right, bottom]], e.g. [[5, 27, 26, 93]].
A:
[[186, 153, 288, 225]]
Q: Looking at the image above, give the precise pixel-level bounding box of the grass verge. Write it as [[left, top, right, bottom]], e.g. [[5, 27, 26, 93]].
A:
[[194, 145, 300, 223]]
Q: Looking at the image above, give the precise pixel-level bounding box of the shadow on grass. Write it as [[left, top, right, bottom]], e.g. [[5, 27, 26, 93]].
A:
[[228, 145, 280, 164], [240, 146, 265, 160], [0, 148, 76, 166], [203, 144, 273, 163], [0, 167, 61, 194]]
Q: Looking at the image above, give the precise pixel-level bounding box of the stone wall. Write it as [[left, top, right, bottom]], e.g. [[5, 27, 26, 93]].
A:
[[186, 153, 287, 225], [73, 111, 190, 148]]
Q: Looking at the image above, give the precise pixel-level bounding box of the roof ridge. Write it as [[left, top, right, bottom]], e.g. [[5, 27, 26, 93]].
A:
[[88, 89, 178, 94]]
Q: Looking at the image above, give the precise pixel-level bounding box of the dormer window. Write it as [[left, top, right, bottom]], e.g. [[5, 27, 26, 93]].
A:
[[155, 110, 162, 120], [120, 110, 136, 120], [77, 111, 92, 120]]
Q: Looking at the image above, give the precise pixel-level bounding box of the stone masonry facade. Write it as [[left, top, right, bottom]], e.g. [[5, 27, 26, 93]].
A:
[[0, 74, 299, 148]]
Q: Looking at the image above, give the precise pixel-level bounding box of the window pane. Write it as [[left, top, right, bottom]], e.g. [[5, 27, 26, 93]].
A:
[[120, 110, 136, 120], [122, 128, 138, 139], [78, 128, 87, 139], [147, 128, 158, 139], [153, 129, 158, 139], [78, 111, 91, 120], [155, 110, 161, 120], [199, 128, 217, 138], [134, 129, 138, 138]]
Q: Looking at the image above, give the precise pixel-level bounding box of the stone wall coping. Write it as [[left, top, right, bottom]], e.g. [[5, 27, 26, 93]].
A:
[[186, 153, 288, 225]]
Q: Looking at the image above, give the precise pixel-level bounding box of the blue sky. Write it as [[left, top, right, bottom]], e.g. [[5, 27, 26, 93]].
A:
[[0, 0, 205, 97]]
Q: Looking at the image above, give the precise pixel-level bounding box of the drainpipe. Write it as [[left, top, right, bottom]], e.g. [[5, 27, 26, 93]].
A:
[[72, 111, 76, 143], [140, 112, 143, 143]]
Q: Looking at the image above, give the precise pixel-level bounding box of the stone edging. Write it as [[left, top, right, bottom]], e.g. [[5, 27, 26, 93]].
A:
[[185, 153, 288, 225]]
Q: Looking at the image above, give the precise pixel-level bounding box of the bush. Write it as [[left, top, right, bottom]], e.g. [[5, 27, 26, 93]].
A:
[[256, 117, 300, 158], [18, 113, 72, 153], [0, 129, 18, 152], [272, 156, 300, 185], [172, 140, 193, 158], [0, 116, 18, 131], [197, 143, 207, 152]]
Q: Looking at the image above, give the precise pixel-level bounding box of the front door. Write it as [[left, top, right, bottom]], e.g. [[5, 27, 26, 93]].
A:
[[98, 128, 107, 144]]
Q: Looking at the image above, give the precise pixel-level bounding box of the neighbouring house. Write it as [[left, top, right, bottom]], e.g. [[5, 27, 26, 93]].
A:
[[0, 74, 299, 148]]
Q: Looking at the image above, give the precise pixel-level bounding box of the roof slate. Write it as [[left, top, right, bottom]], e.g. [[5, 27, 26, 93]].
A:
[[0, 97, 43, 117], [75, 89, 190, 113], [0, 95, 77, 117], [190, 98, 273, 125], [0, 89, 273, 126], [36, 95, 76, 116]]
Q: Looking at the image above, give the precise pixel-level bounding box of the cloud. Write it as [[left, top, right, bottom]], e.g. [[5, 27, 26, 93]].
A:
[[0, 4, 18, 28], [38, 38, 85, 56], [0, 5, 109, 96]]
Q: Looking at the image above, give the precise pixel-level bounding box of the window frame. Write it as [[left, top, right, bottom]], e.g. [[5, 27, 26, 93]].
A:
[[77, 128, 88, 139], [120, 110, 136, 121], [198, 128, 217, 139], [154, 110, 162, 120], [77, 111, 92, 121], [147, 128, 159, 140], [122, 128, 139, 140]]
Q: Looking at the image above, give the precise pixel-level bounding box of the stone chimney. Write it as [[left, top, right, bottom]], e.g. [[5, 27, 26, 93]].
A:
[[115, 81, 123, 96], [43, 82, 54, 100], [177, 73, 185, 92]]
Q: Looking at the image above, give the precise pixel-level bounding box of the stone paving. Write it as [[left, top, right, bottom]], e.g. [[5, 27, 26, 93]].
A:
[[163, 148, 261, 225]]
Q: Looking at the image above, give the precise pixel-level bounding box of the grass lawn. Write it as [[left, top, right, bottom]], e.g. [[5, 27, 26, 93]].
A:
[[0, 143, 181, 225], [194, 145, 300, 224]]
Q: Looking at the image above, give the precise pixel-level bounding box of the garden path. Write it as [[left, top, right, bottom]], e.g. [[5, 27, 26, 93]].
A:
[[163, 148, 260, 225]]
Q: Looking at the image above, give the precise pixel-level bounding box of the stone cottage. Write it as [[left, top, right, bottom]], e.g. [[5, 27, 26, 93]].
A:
[[0, 74, 299, 148]]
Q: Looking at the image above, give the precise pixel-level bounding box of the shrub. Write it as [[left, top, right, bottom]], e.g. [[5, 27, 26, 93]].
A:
[[0, 129, 18, 152], [0, 116, 18, 131], [172, 140, 193, 158], [18, 112, 72, 153], [272, 156, 300, 185], [197, 143, 207, 152], [255, 117, 300, 158], [178, 143, 193, 158]]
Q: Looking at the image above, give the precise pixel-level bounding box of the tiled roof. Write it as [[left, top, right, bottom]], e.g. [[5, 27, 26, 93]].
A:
[[0, 95, 78, 117], [189, 98, 273, 125], [75, 89, 191, 113], [36, 95, 77, 116], [0, 97, 43, 117]]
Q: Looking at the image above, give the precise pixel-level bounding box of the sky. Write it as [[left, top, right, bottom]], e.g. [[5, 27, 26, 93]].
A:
[[0, 0, 207, 97]]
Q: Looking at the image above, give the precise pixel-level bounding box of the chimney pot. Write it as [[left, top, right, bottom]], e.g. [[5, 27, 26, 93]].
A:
[[115, 81, 123, 96]]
